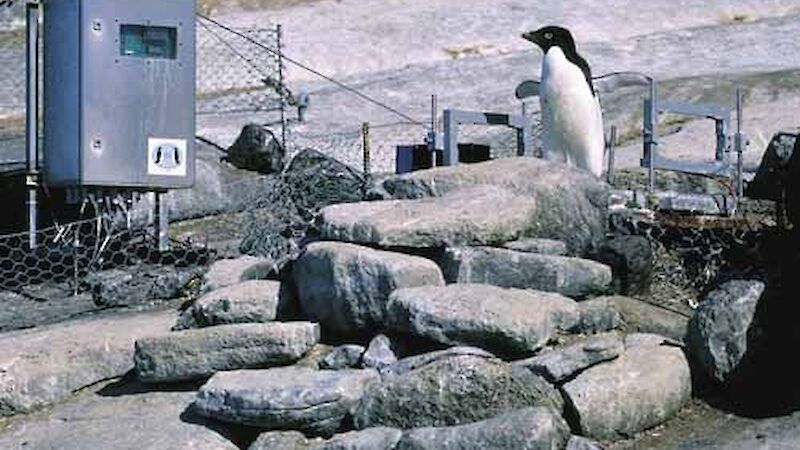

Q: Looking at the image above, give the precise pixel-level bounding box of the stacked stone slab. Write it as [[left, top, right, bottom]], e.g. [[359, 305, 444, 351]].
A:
[[174, 280, 281, 330], [135, 322, 320, 382], [291, 241, 445, 337]]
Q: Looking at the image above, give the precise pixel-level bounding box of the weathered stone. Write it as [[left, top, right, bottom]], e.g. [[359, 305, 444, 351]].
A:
[[441, 247, 612, 298], [0, 388, 238, 450], [0, 309, 173, 417], [85, 265, 203, 308], [194, 367, 380, 437], [320, 428, 403, 450], [395, 407, 570, 450], [563, 333, 692, 440], [135, 322, 319, 383], [609, 295, 689, 342], [595, 235, 654, 295], [686, 280, 766, 383], [384, 347, 495, 377], [203, 255, 272, 292], [379, 157, 609, 254], [319, 344, 366, 370], [225, 123, 285, 174], [387, 284, 579, 357], [319, 185, 538, 249], [292, 241, 445, 336], [353, 355, 563, 430], [503, 238, 568, 255], [362, 335, 398, 370], [174, 280, 280, 330], [566, 435, 604, 450], [248, 431, 316, 450], [513, 332, 624, 383], [248, 428, 402, 450], [578, 297, 622, 334]]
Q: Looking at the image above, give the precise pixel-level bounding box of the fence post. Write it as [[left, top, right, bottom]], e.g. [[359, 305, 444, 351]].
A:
[[362, 122, 372, 196], [607, 125, 617, 185], [26, 2, 40, 250], [276, 24, 288, 150]]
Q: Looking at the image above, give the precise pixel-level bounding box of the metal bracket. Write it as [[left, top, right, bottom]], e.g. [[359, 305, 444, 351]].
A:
[[442, 109, 533, 166]]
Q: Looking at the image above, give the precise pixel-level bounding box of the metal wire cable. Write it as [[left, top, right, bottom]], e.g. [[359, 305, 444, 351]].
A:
[[195, 13, 425, 126]]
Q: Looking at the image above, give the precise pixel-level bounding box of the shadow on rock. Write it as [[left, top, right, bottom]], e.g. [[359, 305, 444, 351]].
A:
[[180, 403, 263, 449], [96, 372, 207, 397]]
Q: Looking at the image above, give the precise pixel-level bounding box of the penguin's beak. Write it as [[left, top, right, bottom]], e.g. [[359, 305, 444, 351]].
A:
[[521, 31, 542, 48]]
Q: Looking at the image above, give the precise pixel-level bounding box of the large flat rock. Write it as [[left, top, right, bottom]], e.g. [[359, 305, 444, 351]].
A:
[[292, 241, 444, 337], [379, 157, 609, 254], [202, 255, 273, 292], [353, 355, 563, 430], [395, 407, 570, 450], [441, 247, 612, 298], [562, 333, 692, 440], [0, 387, 238, 450], [174, 280, 281, 330], [194, 367, 380, 437], [0, 309, 174, 417], [608, 296, 690, 342], [249, 428, 402, 450], [319, 185, 539, 249], [387, 284, 579, 357], [135, 322, 319, 383]]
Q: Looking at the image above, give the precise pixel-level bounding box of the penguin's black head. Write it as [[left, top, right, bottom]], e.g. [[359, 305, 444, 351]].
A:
[[522, 26, 576, 53]]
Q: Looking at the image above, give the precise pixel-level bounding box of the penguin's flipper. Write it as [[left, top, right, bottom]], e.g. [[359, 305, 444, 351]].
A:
[[515, 80, 541, 100], [593, 72, 652, 94]]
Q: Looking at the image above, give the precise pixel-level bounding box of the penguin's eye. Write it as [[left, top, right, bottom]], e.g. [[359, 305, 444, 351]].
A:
[[544, 32, 553, 39]]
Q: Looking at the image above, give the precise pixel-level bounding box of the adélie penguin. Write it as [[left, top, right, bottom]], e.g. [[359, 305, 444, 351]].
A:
[[522, 26, 605, 178]]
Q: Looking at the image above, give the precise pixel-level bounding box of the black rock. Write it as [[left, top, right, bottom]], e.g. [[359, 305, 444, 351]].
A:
[[225, 124, 285, 174], [595, 235, 653, 295]]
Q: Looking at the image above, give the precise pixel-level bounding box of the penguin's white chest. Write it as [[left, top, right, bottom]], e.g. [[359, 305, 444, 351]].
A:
[[540, 47, 605, 177]]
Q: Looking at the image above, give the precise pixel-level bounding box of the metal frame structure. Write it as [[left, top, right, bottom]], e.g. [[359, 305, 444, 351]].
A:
[[641, 79, 746, 197], [25, 0, 39, 249], [442, 109, 533, 166]]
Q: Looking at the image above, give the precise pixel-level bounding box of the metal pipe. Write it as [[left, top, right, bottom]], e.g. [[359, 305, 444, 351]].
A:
[[430, 94, 438, 167], [735, 87, 745, 198], [646, 79, 658, 193], [26, 2, 39, 249], [607, 125, 617, 185], [361, 122, 371, 195], [155, 191, 170, 252]]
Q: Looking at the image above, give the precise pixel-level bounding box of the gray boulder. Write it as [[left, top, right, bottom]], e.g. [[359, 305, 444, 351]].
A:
[[503, 238, 568, 255], [603, 295, 689, 342], [319, 344, 366, 370], [194, 367, 380, 437], [319, 185, 538, 249], [379, 157, 609, 255], [352, 355, 563, 430], [320, 428, 403, 450], [135, 322, 319, 383], [362, 335, 398, 370], [292, 241, 445, 336], [225, 123, 285, 174], [566, 436, 604, 450], [387, 284, 579, 357], [686, 280, 766, 383], [0, 309, 173, 417], [384, 347, 495, 377], [562, 333, 692, 440], [85, 265, 203, 308], [0, 389, 237, 450], [203, 255, 272, 292], [173, 280, 280, 330], [440, 247, 612, 298], [578, 297, 622, 334], [395, 407, 570, 450], [248, 431, 316, 450], [513, 332, 624, 383], [248, 428, 402, 450]]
